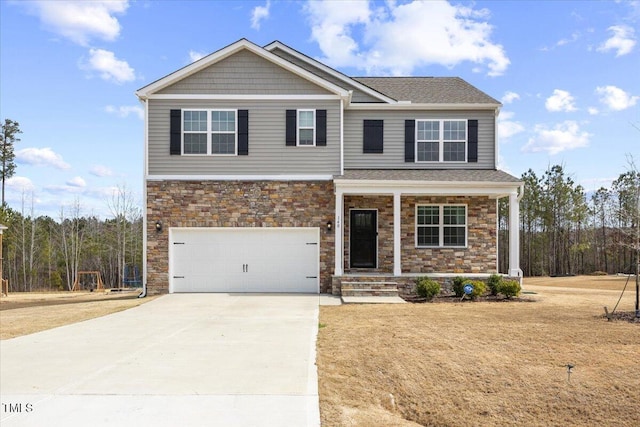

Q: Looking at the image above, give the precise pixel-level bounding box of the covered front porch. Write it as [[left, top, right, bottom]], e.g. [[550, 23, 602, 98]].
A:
[[332, 170, 523, 296]]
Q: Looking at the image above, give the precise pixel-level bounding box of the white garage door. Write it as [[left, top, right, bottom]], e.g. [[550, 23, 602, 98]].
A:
[[169, 228, 319, 293]]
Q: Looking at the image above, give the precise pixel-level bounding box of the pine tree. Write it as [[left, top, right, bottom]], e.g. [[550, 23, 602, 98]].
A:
[[0, 119, 22, 206]]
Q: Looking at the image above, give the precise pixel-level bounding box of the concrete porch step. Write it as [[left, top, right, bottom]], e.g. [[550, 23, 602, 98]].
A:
[[341, 296, 406, 304], [341, 281, 399, 298]]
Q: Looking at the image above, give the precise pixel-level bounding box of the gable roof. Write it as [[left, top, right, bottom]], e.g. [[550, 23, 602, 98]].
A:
[[264, 41, 396, 104], [353, 77, 500, 105], [136, 39, 350, 99], [136, 38, 500, 109]]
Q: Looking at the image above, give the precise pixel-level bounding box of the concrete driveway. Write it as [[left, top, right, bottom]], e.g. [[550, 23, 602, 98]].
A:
[[0, 294, 321, 426]]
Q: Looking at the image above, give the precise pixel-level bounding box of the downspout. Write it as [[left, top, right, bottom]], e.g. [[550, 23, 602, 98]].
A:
[[340, 91, 351, 176], [138, 96, 149, 298], [495, 107, 500, 169]]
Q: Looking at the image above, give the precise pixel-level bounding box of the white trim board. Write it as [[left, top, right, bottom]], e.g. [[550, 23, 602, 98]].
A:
[[145, 94, 342, 100], [146, 174, 334, 181]]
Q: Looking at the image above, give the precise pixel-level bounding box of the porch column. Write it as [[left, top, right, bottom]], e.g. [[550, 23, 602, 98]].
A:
[[508, 191, 522, 278], [334, 189, 344, 276], [393, 191, 402, 276]]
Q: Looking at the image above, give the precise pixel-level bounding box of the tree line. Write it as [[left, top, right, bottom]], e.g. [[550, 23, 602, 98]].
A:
[[0, 189, 142, 292], [1, 118, 143, 292], [499, 161, 640, 277]]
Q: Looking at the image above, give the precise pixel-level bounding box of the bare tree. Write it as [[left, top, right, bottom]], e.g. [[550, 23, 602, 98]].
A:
[[59, 199, 85, 291], [107, 184, 140, 288]]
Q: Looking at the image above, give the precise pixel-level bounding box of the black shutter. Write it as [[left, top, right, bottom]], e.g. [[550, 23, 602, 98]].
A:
[[170, 109, 181, 155], [316, 110, 327, 146], [468, 119, 478, 163], [363, 120, 384, 153], [286, 110, 297, 146], [238, 110, 249, 155], [404, 120, 415, 162]]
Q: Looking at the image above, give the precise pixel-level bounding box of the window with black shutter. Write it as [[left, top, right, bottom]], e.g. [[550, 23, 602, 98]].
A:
[[363, 120, 383, 153]]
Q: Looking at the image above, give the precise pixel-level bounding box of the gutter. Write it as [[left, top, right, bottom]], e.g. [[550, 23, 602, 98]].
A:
[[139, 97, 149, 298]]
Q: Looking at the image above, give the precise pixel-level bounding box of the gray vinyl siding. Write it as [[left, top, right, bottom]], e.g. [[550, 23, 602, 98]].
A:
[[344, 110, 496, 169], [158, 50, 332, 95], [148, 99, 341, 175], [269, 48, 384, 103]]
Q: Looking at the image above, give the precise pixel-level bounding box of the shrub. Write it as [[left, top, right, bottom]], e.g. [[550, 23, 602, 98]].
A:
[[452, 276, 469, 297], [415, 277, 441, 301], [466, 280, 487, 299], [487, 274, 502, 296], [498, 279, 521, 299]]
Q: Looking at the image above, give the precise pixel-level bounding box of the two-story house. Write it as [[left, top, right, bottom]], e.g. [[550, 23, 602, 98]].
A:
[[136, 39, 523, 297]]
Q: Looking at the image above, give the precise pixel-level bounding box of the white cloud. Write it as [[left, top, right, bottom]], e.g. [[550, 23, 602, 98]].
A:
[[25, 0, 129, 46], [6, 176, 36, 193], [44, 184, 86, 195], [556, 31, 581, 47], [523, 121, 591, 155], [105, 104, 144, 120], [16, 147, 71, 170], [595, 85, 639, 111], [304, 0, 509, 76], [545, 89, 577, 112], [66, 176, 86, 188], [597, 25, 636, 56], [498, 111, 525, 140], [83, 48, 135, 84], [501, 91, 520, 104], [251, 1, 271, 30], [90, 165, 114, 177], [189, 50, 207, 62], [588, 107, 599, 115]]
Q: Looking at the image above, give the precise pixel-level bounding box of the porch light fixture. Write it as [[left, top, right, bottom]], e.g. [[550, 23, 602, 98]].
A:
[[155, 220, 163, 232], [326, 221, 332, 232]]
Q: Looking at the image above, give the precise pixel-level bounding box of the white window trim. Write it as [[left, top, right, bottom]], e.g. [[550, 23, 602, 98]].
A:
[[415, 204, 468, 248], [182, 109, 238, 156], [415, 119, 468, 163], [297, 109, 316, 147]]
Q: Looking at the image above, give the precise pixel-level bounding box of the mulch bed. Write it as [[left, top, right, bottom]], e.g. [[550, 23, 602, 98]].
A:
[[603, 311, 640, 323], [403, 295, 536, 303]]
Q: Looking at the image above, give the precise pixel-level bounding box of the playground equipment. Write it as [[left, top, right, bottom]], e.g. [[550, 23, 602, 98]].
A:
[[72, 271, 105, 292]]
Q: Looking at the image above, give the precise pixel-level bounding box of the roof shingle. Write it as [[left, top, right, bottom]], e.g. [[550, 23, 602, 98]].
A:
[[352, 77, 500, 105], [335, 169, 521, 183]]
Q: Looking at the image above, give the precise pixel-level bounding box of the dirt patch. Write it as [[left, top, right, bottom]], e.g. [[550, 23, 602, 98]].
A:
[[0, 291, 156, 340], [317, 276, 640, 426]]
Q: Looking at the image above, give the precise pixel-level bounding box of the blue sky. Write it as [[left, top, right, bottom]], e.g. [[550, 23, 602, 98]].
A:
[[1, 0, 638, 218]]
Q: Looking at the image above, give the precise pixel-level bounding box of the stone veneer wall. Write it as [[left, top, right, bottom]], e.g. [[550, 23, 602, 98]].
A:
[[146, 180, 334, 295], [343, 196, 394, 273], [401, 196, 497, 274]]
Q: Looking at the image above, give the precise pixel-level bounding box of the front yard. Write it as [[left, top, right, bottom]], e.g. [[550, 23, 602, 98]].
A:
[[317, 275, 640, 426], [1, 276, 638, 426]]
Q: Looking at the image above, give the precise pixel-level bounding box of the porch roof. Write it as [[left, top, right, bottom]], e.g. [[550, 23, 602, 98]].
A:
[[333, 169, 522, 197], [335, 169, 521, 183]]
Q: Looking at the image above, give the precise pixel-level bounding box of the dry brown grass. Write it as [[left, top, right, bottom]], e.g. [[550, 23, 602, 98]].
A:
[[0, 291, 154, 340], [317, 275, 640, 427]]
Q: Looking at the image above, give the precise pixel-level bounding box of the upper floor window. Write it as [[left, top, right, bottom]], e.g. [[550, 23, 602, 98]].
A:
[[297, 109, 315, 146], [416, 119, 467, 162], [416, 204, 467, 247], [183, 109, 237, 155]]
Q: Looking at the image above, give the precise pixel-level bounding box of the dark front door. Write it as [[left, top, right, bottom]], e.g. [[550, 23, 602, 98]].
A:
[[350, 210, 377, 268]]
